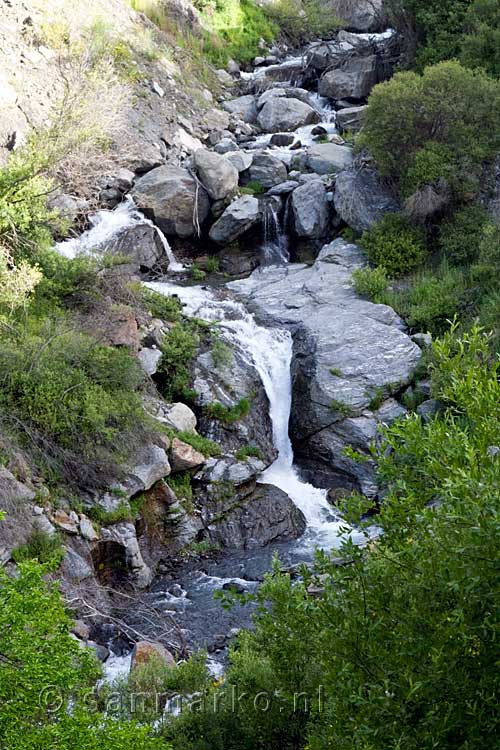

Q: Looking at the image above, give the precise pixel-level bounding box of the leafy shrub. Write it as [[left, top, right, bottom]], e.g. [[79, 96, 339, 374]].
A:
[[262, 0, 340, 45], [386, 262, 467, 334], [12, 529, 65, 566], [140, 288, 182, 322], [211, 332, 233, 369], [460, 0, 500, 77], [352, 265, 389, 302], [241, 180, 266, 196], [438, 205, 490, 265], [359, 214, 427, 276], [177, 431, 222, 457], [206, 397, 251, 423], [0, 321, 148, 489], [168, 472, 194, 513], [359, 61, 500, 198], [235, 445, 262, 461], [0, 247, 42, 316], [158, 322, 200, 401]]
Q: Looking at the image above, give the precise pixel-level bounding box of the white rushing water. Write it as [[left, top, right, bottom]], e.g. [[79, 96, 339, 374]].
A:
[[56, 197, 184, 272], [146, 281, 367, 550]]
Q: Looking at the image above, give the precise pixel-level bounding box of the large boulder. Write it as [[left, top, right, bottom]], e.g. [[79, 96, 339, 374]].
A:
[[229, 239, 421, 496], [246, 152, 288, 188], [326, 0, 387, 32], [292, 181, 330, 238], [319, 55, 380, 99], [193, 149, 239, 201], [305, 143, 353, 174], [131, 166, 210, 238], [257, 98, 320, 133], [336, 105, 367, 134], [209, 195, 261, 244], [124, 443, 171, 497], [170, 438, 205, 472], [222, 95, 258, 124], [96, 523, 153, 588], [207, 483, 306, 549], [334, 167, 401, 233], [131, 641, 175, 671]]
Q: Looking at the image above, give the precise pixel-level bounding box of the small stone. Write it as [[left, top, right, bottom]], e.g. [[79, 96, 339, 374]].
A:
[[79, 515, 99, 542], [138, 347, 162, 376], [411, 332, 433, 349], [72, 620, 90, 641], [53, 509, 79, 535]]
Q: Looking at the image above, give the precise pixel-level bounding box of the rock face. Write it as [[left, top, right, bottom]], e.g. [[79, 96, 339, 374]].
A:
[[292, 181, 330, 238], [96, 522, 153, 588], [222, 95, 258, 124], [326, 0, 387, 32], [319, 56, 380, 99], [257, 98, 320, 133], [131, 640, 175, 670], [336, 105, 367, 133], [131, 166, 210, 238], [124, 443, 171, 497], [334, 166, 401, 232], [246, 153, 288, 188], [230, 239, 421, 496], [170, 438, 205, 472], [209, 195, 261, 244], [207, 484, 306, 549], [305, 143, 354, 174], [193, 149, 239, 201]]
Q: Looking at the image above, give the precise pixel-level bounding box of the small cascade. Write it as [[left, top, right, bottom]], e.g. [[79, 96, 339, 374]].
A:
[[55, 197, 184, 273], [261, 201, 290, 266]]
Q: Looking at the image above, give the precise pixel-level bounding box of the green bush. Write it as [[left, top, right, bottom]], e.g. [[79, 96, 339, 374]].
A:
[[168, 472, 194, 513], [386, 262, 467, 335], [352, 265, 389, 302], [235, 444, 262, 461], [12, 529, 65, 566], [0, 320, 148, 489], [140, 288, 182, 322], [359, 214, 427, 276], [460, 0, 500, 77], [438, 205, 490, 265], [177, 431, 222, 457], [359, 61, 500, 198], [206, 397, 251, 423], [262, 0, 340, 45], [158, 322, 200, 401]]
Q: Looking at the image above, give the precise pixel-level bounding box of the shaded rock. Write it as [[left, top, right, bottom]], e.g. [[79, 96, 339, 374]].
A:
[[326, 0, 387, 32], [209, 195, 261, 244], [222, 95, 258, 124], [53, 510, 79, 535], [292, 180, 330, 238], [72, 620, 90, 640], [170, 438, 205, 472], [270, 133, 295, 147], [79, 515, 99, 542], [131, 166, 210, 238], [138, 347, 162, 376], [125, 444, 171, 496], [146, 400, 197, 433], [61, 547, 94, 583], [417, 399, 440, 422], [214, 138, 240, 154], [226, 151, 253, 173], [258, 98, 320, 133], [193, 149, 239, 201], [305, 143, 353, 174], [207, 484, 306, 549], [334, 166, 400, 233], [412, 332, 433, 349], [88, 641, 110, 662], [319, 55, 380, 99], [97, 523, 152, 588], [246, 152, 288, 188], [0, 469, 35, 503], [375, 398, 407, 425], [336, 105, 367, 133], [268, 180, 300, 196], [131, 641, 175, 671]]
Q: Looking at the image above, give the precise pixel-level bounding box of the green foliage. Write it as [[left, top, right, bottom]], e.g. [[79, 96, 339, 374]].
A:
[[168, 472, 194, 513], [140, 288, 182, 322], [359, 61, 500, 197], [240, 179, 266, 195], [177, 431, 222, 457], [206, 397, 251, 423], [460, 0, 500, 78], [12, 529, 65, 566], [367, 385, 386, 411], [211, 332, 233, 369], [205, 256, 220, 273], [158, 322, 200, 401], [385, 262, 467, 335], [190, 263, 206, 281], [0, 561, 161, 749], [438, 204, 490, 265], [235, 444, 262, 461], [359, 214, 427, 277], [262, 0, 340, 46], [0, 320, 148, 488], [352, 265, 389, 302], [88, 501, 135, 525], [329, 398, 353, 417]]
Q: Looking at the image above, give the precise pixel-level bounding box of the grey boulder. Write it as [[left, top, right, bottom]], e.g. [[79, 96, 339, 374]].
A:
[[257, 98, 320, 133], [209, 195, 261, 245], [326, 0, 387, 32], [222, 95, 258, 124], [292, 180, 330, 238], [131, 166, 210, 238], [246, 152, 288, 188], [334, 167, 400, 233], [305, 143, 354, 174], [336, 105, 367, 133], [319, 55, 380, 99], [193, 149, 239, 201]]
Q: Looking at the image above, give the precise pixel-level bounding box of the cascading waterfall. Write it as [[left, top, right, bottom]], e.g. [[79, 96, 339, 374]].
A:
[[56, 197, 184, 273], [261, 201, 290, 266], [146, 280, 368, 550]]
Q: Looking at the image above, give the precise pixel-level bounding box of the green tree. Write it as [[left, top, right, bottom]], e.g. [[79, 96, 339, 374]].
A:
[[460, 0, 500, 78], [0, 561, 162, 749]]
